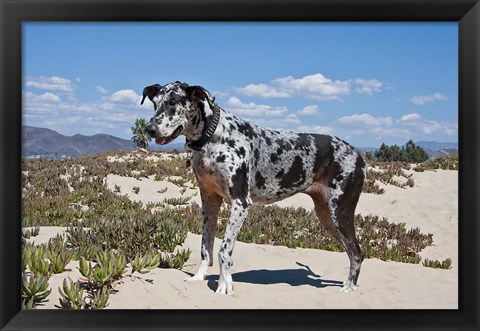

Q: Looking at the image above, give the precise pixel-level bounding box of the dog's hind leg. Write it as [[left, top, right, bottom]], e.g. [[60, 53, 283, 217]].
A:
[[333, 195, 363, 293], [185, 191, 223, 282], [329, 163, 365, 292]]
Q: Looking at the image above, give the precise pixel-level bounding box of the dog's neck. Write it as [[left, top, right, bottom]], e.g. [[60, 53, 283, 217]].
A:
[[184, 100, 220, 151]]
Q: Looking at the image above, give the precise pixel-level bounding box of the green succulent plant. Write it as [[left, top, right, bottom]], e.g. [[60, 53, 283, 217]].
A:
[[22, 271, 51, 309], [58, 277, 86, 309], [91, 286, 110, 309], [422, 258, 452, 269], [131, 251, 160, 274], [28, 256, 52, 277]]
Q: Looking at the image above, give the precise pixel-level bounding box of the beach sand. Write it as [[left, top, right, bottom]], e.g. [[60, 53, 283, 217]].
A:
[[28, 166, 458, 309]]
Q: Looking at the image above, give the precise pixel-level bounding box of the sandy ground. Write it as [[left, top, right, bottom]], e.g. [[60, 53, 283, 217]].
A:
[[27, 167, 458, 309]]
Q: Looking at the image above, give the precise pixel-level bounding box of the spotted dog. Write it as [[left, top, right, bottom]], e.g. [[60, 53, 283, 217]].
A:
[[142, 81, 366, 294]]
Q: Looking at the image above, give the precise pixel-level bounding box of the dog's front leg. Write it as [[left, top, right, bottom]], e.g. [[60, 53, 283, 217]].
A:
[[216, 199, 250, 294], [185, 191, 222, 282]]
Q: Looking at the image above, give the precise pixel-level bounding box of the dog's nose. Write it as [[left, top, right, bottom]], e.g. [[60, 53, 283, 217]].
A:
[[146, 123, 157, 138]]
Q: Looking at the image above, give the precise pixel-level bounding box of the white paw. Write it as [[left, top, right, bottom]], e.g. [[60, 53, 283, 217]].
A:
[[215, 278, 234, 295], [340, 280, 357, 293], [184, 273, 206, 282], [185, 261, 209, 282]]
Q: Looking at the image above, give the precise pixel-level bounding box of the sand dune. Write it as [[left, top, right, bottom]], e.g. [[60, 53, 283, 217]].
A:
[[29, 167, 458, 309]]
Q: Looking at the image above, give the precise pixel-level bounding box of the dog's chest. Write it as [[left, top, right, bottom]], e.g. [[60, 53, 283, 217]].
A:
[[192, 154, 230, 200]]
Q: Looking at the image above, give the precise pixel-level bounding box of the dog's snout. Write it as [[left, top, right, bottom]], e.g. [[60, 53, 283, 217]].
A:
[[146, 123, 157, 138]]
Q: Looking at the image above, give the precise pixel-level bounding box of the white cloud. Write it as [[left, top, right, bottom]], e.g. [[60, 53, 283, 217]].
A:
[[338, 113, 393, 126], [284, 114, 302, 124], [397, 113, 457, 136], [297, 105, 320, 116], [234, 73, 384, 101], [336, 112, 457, 140], [351, 79, 383, 95], [234, 73, 350, 100], [211, 90, 229, 99], [25, 76, 75, 93], [23, 85, 150, 139], [108, 89, 140, 104], [23, 91, 63, 114], [399, 113, 421, 121], [371, 127, 411, 138], [224, 96, 288, 117], [297, 125, 334, 135], [234, 83, 290, 98], [409, 93, 448, 105], [96, 86, 109, 94], [25, 91, 61, 103]]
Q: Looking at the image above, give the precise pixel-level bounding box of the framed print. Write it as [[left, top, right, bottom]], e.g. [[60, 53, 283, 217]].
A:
[[1, 0, 479, 330]]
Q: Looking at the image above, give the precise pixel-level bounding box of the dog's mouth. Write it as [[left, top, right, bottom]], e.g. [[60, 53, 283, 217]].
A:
[[155, 125, 184, 145]]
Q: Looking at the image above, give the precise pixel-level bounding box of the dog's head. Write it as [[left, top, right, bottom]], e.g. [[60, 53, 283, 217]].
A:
[[141, 81, 215, 145]]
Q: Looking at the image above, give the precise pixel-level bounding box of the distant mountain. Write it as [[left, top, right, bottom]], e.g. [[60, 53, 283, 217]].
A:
[[415, 141, 458, 151], [22, 126, 137, 158], [23, 126, 458, 159], [148, 142, 186, 152], [415, 141, 458, 158]]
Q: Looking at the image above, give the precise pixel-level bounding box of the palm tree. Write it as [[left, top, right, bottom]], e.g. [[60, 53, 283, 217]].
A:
[[131, 118, 151, 149]]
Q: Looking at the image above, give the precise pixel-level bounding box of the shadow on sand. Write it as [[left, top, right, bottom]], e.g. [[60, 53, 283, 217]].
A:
[[184, 262, 343, 292]]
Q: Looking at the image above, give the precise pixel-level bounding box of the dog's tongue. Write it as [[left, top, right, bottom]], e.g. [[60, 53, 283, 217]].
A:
[[156, 137, 168, 145]]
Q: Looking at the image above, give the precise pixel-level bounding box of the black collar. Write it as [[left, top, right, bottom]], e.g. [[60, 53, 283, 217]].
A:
[[185, 107, 221, 152]]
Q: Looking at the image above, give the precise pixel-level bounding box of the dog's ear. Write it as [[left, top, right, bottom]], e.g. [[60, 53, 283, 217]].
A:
[[184, 85, 216, 106], [141, 84, 162, 105]]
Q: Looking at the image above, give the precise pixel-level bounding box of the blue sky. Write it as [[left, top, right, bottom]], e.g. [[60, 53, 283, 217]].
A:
[[23, 22, 458, 147]]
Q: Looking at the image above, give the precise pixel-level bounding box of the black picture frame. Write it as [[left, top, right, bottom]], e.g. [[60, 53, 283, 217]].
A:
[[1, 0, 479, 330]]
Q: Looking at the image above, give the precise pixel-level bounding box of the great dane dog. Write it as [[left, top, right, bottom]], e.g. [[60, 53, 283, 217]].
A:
[[141, 81, 366, 294]]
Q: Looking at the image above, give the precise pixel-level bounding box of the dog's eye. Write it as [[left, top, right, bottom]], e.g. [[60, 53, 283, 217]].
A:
[[169, 101, 176, 106]]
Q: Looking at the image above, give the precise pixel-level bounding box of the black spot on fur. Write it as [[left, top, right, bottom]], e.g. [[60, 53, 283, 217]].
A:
[[236, 147, 246, 158], [254, 149, 260, 162], [279, 156, 306, 189], [276, 148, 283, 156], [295, 134, 311, 148], [271, 154, 278, 163], [261, 130, 272, 146], [237, 122, 257, 139], [216, 154, 226, 163], [285, 141, 293, 151], [230, 162, 249, 208], [255, 171, 266, 189], [225, 138, 236, 148], [265, 136, 272, 146], [276, 169, 284, 179], [312, 134, 334, 174]]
